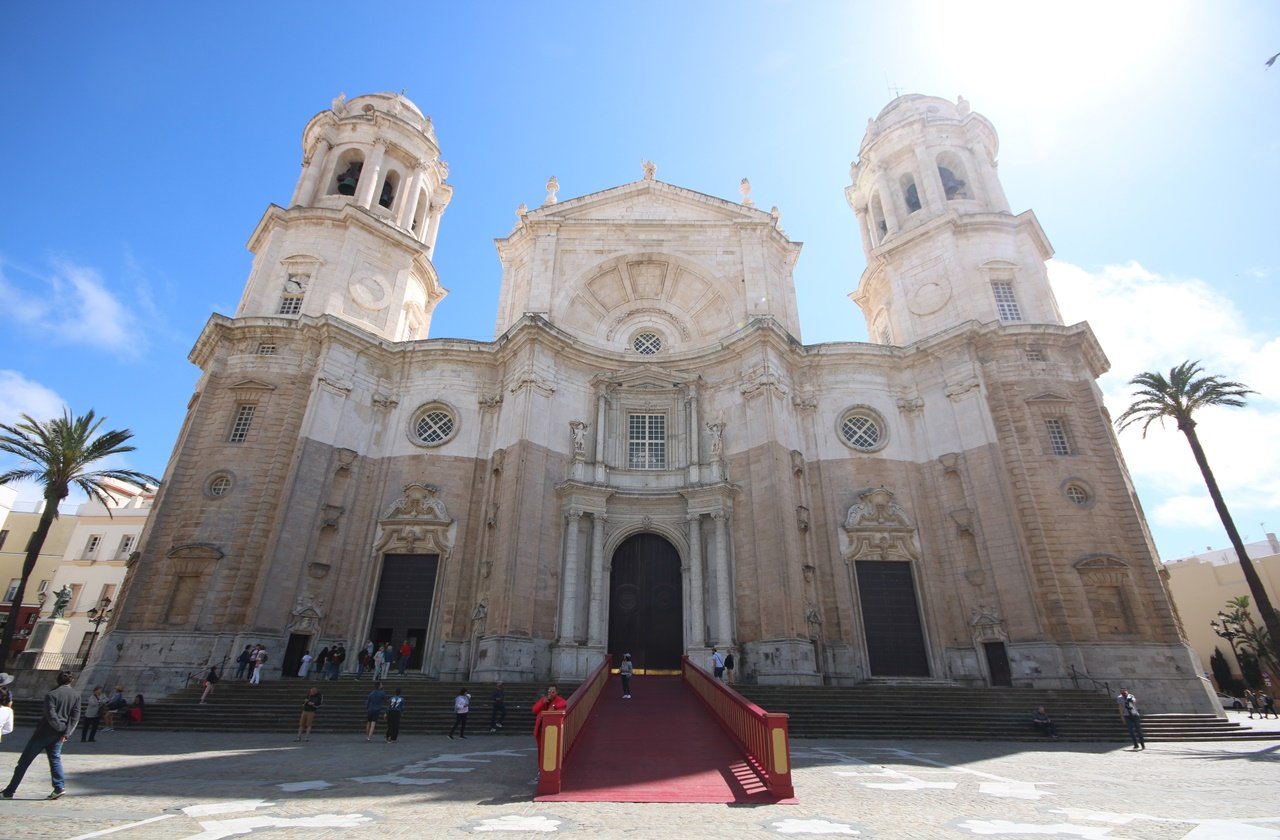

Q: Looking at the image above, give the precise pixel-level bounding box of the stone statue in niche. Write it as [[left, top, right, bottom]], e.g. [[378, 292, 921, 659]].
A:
[[706, 421, 725, 459], [472, 599, 488, 633], [569, 420, 588, 459]]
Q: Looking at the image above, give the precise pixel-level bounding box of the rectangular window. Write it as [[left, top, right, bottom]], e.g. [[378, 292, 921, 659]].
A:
[[68, 583, 83, 612], [256, 342, 277, 355], [992, 281, 1023, 322], [0, 529, 7, 549], [98, 583, 117, 607], [1025, 349, 1045, 362], [84, 534, 103, 557], [3, 579, 18, 602], [1045, 418, 1073, 456], [76, 631, 96, 659], [229, 404, 256, 443], [627, 413, 667, 470], [278, 295, 303, 316], [37, 579, 49, 594], [116, 535, 135, 559]]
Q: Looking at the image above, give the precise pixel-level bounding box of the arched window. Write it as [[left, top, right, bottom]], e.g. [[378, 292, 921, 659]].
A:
[[900, 174, 921, 214], [936, 152, 972, 200], [379, 170, 400, 209], [411, 189, 429, 235], [869, 192, 888, 243], [330, 149, 365, 196]]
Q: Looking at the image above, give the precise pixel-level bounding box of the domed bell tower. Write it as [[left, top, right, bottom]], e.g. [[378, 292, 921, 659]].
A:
[[847, 95, 1062, 346], [235, 92, 452, 342]]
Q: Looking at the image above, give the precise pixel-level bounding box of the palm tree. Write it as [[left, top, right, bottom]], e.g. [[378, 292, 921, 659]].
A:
[[1115, 360, 1280, 666], [0, 410, 160, 666]]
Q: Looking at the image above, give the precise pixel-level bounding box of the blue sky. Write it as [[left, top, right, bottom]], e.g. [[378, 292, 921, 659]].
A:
[[1, 2, 1278, 562]]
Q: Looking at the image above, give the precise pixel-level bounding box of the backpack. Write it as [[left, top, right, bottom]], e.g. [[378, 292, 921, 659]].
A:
[[258, 651, 269, 664]]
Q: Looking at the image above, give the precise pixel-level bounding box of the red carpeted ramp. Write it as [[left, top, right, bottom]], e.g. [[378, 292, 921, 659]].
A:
[[537, 675, 791, 803]]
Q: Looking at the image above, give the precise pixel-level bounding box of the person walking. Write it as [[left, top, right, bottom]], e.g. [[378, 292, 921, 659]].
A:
[[2, 671, 81, 800], [81, 687, 104, 743], [724, 650, 736, 685], [448, 688, 471, 739], [313, 646, 330, 681], [385, 688, 405, 742], [397, 639, 412, 676], [364, 681, 386, 741], [234, 645, 253, 681], [199, 666, 220, 703], [295, 686, 322, 742], [1263, 692, 1278, 719], [1117, 688, 1145, 750], [1244, 689, 1257, 719], [298, 650, 313, 680], [488, 682, 506, 732], [620, 653, 634, 699]]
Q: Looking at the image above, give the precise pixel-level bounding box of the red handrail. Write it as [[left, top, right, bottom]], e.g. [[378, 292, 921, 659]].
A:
[[681, 655, 794, 798], [535, 654, 612, 796]]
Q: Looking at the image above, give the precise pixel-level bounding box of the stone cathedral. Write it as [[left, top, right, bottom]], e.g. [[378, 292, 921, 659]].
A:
[[98, 91, 1215, 712]]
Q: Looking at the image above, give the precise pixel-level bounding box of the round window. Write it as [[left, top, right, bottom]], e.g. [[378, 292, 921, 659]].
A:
[[632, 332, 662, 355], [1065, 484, 1090, 506], [206, 473, 233, 498], [837, 407, 887, 452], [410, 404, 458, 447]]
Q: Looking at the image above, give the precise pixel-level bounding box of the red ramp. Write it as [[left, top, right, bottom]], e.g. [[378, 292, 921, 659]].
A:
[[537, 675, 789, 804]]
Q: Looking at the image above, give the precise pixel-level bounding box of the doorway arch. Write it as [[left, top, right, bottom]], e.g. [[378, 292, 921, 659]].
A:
[[607, 533, 683, 671]]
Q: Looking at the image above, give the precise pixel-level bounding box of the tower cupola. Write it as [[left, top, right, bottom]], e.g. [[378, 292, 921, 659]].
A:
[[847, 95, 1061, 347]]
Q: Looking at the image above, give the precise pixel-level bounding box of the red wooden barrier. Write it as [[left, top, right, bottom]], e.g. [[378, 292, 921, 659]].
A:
[[535, 654, 612, 796], [681, 655, 794, 798]]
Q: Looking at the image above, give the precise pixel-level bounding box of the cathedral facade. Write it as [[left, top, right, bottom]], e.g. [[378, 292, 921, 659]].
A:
[[98, 92, 1216, 712]]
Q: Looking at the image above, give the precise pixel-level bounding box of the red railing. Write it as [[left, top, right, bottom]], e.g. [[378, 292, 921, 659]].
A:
[[681, 655, 794, 798], [535, 653, 611, 796]]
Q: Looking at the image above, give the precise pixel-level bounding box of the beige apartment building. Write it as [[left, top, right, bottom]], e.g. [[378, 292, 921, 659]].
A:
[[1, 500, 77, 656], [94, 92, 1217, 712], [1164, 535, 1280, 682]]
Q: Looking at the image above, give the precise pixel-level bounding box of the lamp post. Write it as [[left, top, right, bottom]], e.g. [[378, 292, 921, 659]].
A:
[[81, 597, 113, 671]]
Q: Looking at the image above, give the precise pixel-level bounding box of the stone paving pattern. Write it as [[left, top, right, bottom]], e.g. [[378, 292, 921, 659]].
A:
[[1, 714, 1278, 839]]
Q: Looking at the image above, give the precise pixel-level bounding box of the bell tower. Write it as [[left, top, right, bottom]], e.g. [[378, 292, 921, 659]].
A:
[[847, 95, 1062, 346], [235, 92, 451, 342]]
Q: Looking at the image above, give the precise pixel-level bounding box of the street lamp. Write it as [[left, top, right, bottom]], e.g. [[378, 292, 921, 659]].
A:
[[81, 597, 113, 671]]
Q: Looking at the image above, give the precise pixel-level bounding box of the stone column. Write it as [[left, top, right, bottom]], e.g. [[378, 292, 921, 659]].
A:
[[587, 513, 608, 646], [687, 514, 706, 648], [355, 139, 387, 209], [594, 395, 607, 463], [425, 204, 444, 251], [557, 510, 582, 644], [913, 147, 945, 212], [712, 512, 733, 645], [397, 161, 428, 229], [875, 165, 900, 234], [293, 137, 331, 207], [687, 390, 700, 465]]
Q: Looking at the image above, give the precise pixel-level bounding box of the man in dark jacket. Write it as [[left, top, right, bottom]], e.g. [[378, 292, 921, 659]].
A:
[[2, 671, 81, 800]]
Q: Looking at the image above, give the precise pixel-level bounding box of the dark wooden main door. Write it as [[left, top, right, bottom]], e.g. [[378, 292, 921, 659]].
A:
[[984, 641, 1012, 687], [856, 560, 930, 677], [369, 553, 438, 671], [608, 533, 683, 671]]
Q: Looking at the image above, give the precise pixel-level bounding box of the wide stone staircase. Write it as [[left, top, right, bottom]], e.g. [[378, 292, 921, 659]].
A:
[[19, 677, 1274, 743], [734, 683, 1276, 742]]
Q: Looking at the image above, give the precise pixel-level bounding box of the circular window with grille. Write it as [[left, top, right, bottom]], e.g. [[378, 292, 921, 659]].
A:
[[205, 472, 234, 498], [837, 407, 887, 452], [1064, 482, 1092, 506], [632, 331, 663, 355], [409, 403, 458, 448]]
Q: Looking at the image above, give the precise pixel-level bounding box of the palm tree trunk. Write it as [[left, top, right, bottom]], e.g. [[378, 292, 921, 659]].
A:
[[1183, 424, 1280, 669], [0, 502, 57, 667]]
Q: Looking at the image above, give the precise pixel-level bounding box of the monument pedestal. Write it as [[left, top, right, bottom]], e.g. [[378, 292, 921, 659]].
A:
[[16, 617, 72, 671]]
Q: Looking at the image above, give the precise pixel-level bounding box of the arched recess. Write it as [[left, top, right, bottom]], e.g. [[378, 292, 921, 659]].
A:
[[1075, 554, 1139, 638], [163, 543, 223, 627], [841, 488, 932, 677], [554, 252, 741, 351], [365, 484, 456, 674], [607, 531, 685, 671]]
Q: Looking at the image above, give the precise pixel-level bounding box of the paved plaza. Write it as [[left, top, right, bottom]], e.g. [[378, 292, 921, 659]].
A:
[[1, 717, 1278, 839]]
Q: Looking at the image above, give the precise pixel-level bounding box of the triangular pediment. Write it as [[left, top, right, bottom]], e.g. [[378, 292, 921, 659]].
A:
[[593, 365, 701, 389], [228, 378, 277, 392], [531, 180, 770, 225]]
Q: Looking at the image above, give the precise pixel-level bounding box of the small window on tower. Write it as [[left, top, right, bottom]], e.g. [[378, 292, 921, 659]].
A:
[[991, 281, 1023, 322], [379, 171, 399, 209], [937, 152, 972, 200], [1045, 418, 1073, 456], [256, 343, 277, 356], [229, 404, 256, 443]]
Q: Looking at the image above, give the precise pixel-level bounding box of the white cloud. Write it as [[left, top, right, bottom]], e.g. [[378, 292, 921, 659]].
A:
[[1048, 259, 1280, 554], [0, 370, 66, 424], [0, 258, 144, 356]]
